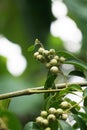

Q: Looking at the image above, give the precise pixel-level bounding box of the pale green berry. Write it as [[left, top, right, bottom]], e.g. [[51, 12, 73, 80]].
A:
[[50, 59, 57, 66], [50, 66, 59, 74], [61, 101, 70, 109], [41, 111, 48, 117], [56, 108, 63, 115], [33, 52, 39, 58], [38, 47, 45, 54], [41, 119, 49, 126], [43, 50, 49, 56], [49, 49, 55, 54], [48, 107, 57, 114], [60, 56, 66, 62], [44, 127, 51, 130], [61, 113, 68, 120], [36, 116, 44, 123], [47, 114, 56, 121], [45, 62, 51, 68], [54, 55, 59, 60]]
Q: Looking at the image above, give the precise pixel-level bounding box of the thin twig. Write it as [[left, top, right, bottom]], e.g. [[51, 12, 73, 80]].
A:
[[0, 81, 87, 100]]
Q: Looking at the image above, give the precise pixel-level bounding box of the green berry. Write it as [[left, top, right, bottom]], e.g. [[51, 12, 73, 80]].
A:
[[41, 119, 49, 126], [50, 59, 57, 66], [47, 114, 56, 121], [33, 52, 39, 58], [36, 116, 44, 124], [41, 111, 48, 117], [38, 47, 45, 54], [56, 108, 63, 115], [46, 62, 51, 68], [61, 114, 68, 120], [61, 101, 70, 109], [49, 49, 55, 54], [43, 50, 49, 56], [54, 55, 59, 60], [50, 66, 59, 74], [44, 127, 51, 130], [48, 107, 57, 114], [60, 56, 65, 62]]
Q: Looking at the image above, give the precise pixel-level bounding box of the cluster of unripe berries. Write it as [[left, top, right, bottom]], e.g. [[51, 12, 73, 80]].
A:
[[34, 47, 65, 74], [36, 101, 71, 130]]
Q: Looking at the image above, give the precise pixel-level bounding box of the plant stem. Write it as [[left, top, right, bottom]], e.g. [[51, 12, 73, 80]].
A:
[[0, 81, 87, 100]]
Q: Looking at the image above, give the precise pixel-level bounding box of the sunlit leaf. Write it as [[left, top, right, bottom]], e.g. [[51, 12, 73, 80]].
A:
[[0, 99, 11, 110], [28, 45, 35, 52], [23, 122, 40, 130], [58, 120, 72, 130], [68, 84, 82, 91]]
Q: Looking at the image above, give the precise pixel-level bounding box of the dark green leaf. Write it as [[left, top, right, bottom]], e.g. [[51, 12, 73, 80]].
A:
[[73, 114, 87, 130], [23, 122, 40, 130], [69, 70, 85, 78], [58, 120, 72, 130], [78, 112, 87, 122], [83, 97, 87, 107], [28, 45, 35, 52], [49, 120, 58, 130], [44, 71, 57, 98], [57, 51, 87, 71]]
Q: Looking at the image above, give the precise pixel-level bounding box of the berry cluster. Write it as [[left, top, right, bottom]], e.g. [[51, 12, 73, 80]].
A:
[[34, 47, 65, 74], [36, 101, 71, 130]]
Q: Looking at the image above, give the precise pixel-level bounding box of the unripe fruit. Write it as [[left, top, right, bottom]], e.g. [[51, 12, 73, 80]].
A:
[[48, 107, 57, 114], [46, 62, 51, 68], [60, 56, 65, 62], [33, 52, 39, 58], [41, 119, 49, 126], [43, 50, 49, 56], [41, 111, 48, 117], [44, 127, 51, 130], [54, 55, 59, 60], [61, 101, 70, 109], [38, 47, 45, 54], [61, 114, 68, 120], [56, 108, 63, 115], [47, 114, 56, 121], [36, 116, 44, 124], [50, 66, 59, 74], [50, 59, 57, 66], [36, 55, 45, 62], [49, 49, 55, 54]]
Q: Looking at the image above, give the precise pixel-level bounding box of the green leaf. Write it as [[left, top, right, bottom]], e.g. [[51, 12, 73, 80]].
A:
[[0, 110, 22, 130], [73, 114, 87, 130], [28, 45, 35, 52], [68, 84, 82, 91], [57, 51, 87, 71], [23, 122, 40, 130], [69, 70, 85, 78], [83, 88, 87, 98], [49, 120, 58, 130], [58, 120, 72, 130], [0, 99, 11, 110], [78, 112, 87, 122], [44, 71, 57, 89]]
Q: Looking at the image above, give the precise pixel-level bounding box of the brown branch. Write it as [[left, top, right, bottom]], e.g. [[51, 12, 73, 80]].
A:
[[0, 81, 87, 100]]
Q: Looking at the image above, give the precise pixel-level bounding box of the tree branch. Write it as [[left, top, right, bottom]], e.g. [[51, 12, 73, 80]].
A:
[[0, 81, 87, 100]]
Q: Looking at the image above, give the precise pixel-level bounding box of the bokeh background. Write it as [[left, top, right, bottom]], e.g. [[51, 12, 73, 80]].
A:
[[0, 0, 87, 126]]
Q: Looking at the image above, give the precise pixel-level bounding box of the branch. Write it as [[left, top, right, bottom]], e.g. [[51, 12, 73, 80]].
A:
[[0, 81, 87, 100]]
